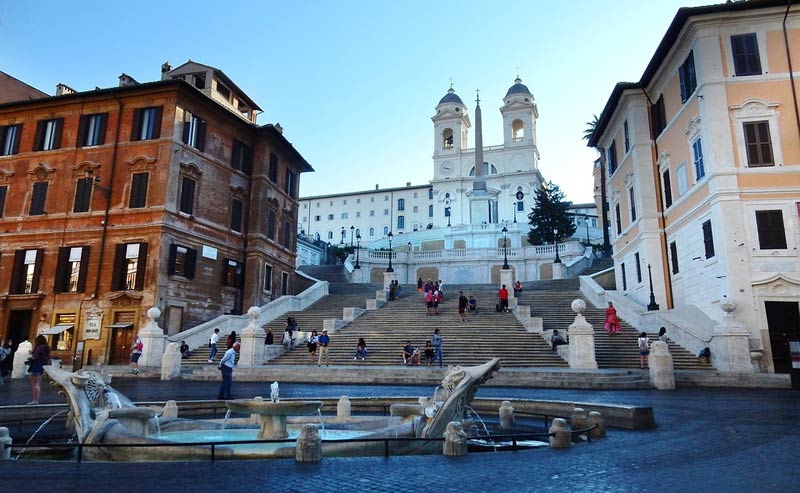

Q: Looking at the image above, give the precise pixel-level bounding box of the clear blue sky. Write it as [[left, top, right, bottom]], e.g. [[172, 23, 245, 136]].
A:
[[1, 0, 708, 203]]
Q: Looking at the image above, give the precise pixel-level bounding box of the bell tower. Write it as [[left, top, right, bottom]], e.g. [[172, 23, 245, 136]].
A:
[[500, 77, 538, 150], [432, 86, 470, 157]]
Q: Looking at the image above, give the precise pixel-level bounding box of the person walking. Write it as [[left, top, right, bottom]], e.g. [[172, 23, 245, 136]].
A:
[[317, 329, 331, 366], [605, 302, 620, 334], [658, 327, 668, 342], [130, 334, 143, 374], [389, 280, 397, 301], [431, 329, 443, 368], [226, 331, 237, 349], [28, 335, 51, 404], [208, 328, 220, 363], [638, 332, 650, 369], [417, 277, 423, 293], [458, 291, 468, 322], [217, 342, 240, 400], [433, 290, 441, 316], [498, 284, 509, 312], [425, 289, 434, 316], [307, 330, 319, 363]]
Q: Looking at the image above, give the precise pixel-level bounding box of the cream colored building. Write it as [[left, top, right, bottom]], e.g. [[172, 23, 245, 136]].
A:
[[589, 0, 800, 374]]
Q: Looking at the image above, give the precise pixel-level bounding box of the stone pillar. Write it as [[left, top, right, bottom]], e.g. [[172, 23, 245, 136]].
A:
[[162, 400, 179, 419], [649, 341, 675, 390], [337, 396, 351, 420], [322, 319, 339, 334], [498, 401, 515, 431], [11, 340, 32, 378], [711, 297, 754, 373], [570, 408, 588, 430], [295, 424, 322, 462], [586, 411, 606, 439], [375, 290, 387, 302], [160, 342, 181, 380], [548, 418, 572, 448], [343, 307, 364, 322], [238, 307, 266, 366], [500, 269, 514, 300], [442, 421, 468, 457], [138, 307, 166, 367], [0, 427, 12, 460], [552, 262, 566, 280], [567, 299, 598, 369], [352, 268, 363, 284], [366, 299, 381, 310]]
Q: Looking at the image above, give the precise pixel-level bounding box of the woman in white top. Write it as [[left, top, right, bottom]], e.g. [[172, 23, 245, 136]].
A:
[[638, 332, 650, 369]]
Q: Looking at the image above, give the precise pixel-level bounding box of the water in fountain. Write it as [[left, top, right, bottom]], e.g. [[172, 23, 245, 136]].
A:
[[465, 406, 491, 437], [316, 410, 326, 435], [105, 391, 122, 409], [153, 415, 161, 438], [15, 410, 68, 460], [221, 409, 232, 430]]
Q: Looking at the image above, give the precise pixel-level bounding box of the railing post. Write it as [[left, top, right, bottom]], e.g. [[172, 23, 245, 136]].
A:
[[77, 443, 83, 463], [384, 439, 389, 458], [211, 444, 216, 462]]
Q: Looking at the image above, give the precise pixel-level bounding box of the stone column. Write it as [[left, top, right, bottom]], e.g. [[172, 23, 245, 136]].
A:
[[238, 307, 266, 367], [295, 424, 322, 462], [649, 341, 675, 390], [499, 401, 515, 431], [0, 427, 12, 460], [160, 342, 181, 380], [337, 396, 351, 420], [442, 421, 468, 457], [711, 297, 754, 373], [567, 299, 598, 369], [138, 307, 166, 367], [352, 268, 363, 284], [500, 269, 515, 300], [11, 340, 32, 378], [548, 418, 572, 448]]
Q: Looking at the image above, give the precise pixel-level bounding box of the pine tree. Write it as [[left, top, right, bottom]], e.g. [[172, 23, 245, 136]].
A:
[[527, 181, 577, 245]]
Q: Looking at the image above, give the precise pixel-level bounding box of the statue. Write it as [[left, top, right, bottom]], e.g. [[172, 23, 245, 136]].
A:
[[270, 381, 280, 403]]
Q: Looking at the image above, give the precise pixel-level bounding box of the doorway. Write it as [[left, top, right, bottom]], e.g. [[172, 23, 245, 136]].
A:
[[765, 301, 800, 373], [4, 310, 33, 352], [109, 324, 134, 365]]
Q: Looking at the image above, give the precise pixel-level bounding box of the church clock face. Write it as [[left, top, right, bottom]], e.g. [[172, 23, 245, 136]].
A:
[[440, 161, 454, 176]]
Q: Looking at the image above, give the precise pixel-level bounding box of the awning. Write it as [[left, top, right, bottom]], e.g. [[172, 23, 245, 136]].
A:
[[107, 323, 133, 329], [42, 324, 74, 335]]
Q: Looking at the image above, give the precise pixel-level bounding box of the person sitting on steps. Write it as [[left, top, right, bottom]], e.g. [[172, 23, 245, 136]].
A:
[[402, 341, 421, 365], [550, 330, 567, 352]]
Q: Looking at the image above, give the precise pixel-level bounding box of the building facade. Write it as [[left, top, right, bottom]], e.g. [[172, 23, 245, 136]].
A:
[[0, 62, 311, 365], [590, 0, 800, 373]]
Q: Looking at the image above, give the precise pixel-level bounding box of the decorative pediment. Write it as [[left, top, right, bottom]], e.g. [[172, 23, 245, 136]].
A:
[[683, 116, 702, 139], [625, 171, 635, 188], [179, 162, 203, 178], [751, 273, 800, 290], [73, 160, 101, 177], [229, 185, 246, 199], [610, 189, 621, 202], [127, 155, 157, 172], [658, 152, 670, 168], [105, 291, 144, 306], [729, 98, 779, 118], [27, 163, 56, 182], [0, 169, 14, 183]]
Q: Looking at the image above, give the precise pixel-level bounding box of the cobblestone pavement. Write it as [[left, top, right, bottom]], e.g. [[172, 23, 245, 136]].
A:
[[1, 379, 799, 492]]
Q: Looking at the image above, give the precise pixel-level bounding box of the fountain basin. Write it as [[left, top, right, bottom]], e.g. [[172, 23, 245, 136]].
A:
[[225, 399, 323, 440]]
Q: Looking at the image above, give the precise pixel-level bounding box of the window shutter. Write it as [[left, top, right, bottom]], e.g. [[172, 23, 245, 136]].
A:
[[74, 178, 92, 213], [31, 248, 44, 292], [134, 243, 148, 290], [243, 145, 253, 175], [757, 122, 773, 165], [185, 248, 197, 279], [77, 246, 90, 292], [180, 177, 195, 214], [76, 115, 88, 147], [182, 119, 190, 144], [33, 120, 45, 151], [621, 263, 627, 291], [130, 108, 143, 141], [663, 170, 672, 208], [130, 173, 148, 208], [196, 119, 207, 151], [11, 124, 22, 154], [111, 244, 126, 290], [31, 182, 48, 215], [670, 242, 679, 274], [0, 186, 7, 217], [10, 250, 25, 294], [54, 247, 69, 293], [231, 198, 242, 232], [96, 113, 108, 145], [703, 221, 715, 259], [52, 118, 64, 149], [167, 244, 177, 275], [151, 106, 163, 139]]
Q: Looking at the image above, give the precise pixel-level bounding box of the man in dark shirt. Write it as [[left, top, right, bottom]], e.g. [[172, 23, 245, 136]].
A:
[[317, 330, 331, 366], [458, 291, 468, 322]]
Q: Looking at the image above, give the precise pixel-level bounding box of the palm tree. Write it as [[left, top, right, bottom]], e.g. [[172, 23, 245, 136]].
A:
[[582, 114, 599, 142]]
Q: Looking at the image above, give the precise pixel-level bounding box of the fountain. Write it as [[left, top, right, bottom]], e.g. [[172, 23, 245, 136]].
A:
[[224, 398, 323, 440]]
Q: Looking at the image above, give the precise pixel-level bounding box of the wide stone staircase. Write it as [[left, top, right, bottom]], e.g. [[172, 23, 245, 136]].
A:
[[515, 279, 712, 370]]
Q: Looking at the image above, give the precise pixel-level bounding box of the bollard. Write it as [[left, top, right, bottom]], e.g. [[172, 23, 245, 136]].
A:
[[649, 341, 676, 390], [549, 418, 572, 449], [295, 424, 322, 462], [337, 396, 351, 420], [0, 427, 12, 460], [498, 401, 515, 431], [586, 411, 606, 439], [570, 407, 588, 430], [162, 400, 179, 419], [443, 421, 468, 457]]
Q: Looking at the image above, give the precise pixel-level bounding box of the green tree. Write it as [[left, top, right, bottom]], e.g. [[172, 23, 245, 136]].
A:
[[527, 181, 577, 245]]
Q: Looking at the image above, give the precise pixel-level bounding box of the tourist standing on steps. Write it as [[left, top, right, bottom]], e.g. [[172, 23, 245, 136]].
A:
[[318, 329, 331, 366], [28, 334, 50, 404], [130, 334, 143, 374], [307, 330, 319, 363], [431, 329, 443, 368], [638, 332, 650, 369], [433, 290, 441, 316], [226, 331, 237, 349], [217, 342, 240, 400], [498, 285, 509, 312], [425, 289, 434, 316], [389, 280, 397, 301], [458, 291, 468, 322], [417, 278, 423, 293], [208, 328, 220, 363], [604, 302, 620, 334], [658, 327, 668, 342]]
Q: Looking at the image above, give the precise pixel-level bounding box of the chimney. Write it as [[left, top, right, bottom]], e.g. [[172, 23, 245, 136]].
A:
[[55, 83, 76, 96], [118, 73, 139, 87], [406, 182, 411, 187], [161, 61, 172, 80]]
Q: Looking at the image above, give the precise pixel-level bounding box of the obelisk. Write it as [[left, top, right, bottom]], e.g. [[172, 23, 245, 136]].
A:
[[470, 90, 491, 224]]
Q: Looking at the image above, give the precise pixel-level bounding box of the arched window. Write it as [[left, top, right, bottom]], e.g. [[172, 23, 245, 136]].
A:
[[383, 226, 389, 235], [327, 231, 333, 240], [397, 198, 405, 211], [512, 119, 525, 142], [355, 228, 360, 236], [413, 223, 419, 231], [397, 216, 405, 229], [468, 162, 498, 176], [369, 227, 375, 237], [428, 189, 433, 199], [428, 205, 434, 217], [442, 128, 454, 150]]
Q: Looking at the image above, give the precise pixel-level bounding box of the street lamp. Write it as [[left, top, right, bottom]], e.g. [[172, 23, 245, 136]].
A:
[[326, 241, 332, 264], [354, 233, 361, 269], [350, 225, 355, 249], [501, 225, 509, 270], [386, 231, 394, 272], [553, 226, 562, 264], [340, 226, 345, 245], [646, 264, 660, 311], [584, 215, 590, 245]]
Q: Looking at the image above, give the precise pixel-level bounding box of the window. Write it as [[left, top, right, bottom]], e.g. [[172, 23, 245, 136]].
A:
[[77, 113, 107, 147], [621, 263, 627, 291], [179, 176, 196, 215], [284, 169, 296, 197], [676, 164, 688, 196], [281, 272, 289, 296], [355, 228, 360, 236], [0, 185, 6, 217], [679, 51, 697, 103], [263, 264, 272, 292], [413, 206, 418, 213], [369, 227, 375, 237], [413, 193, 417, 199], [517, 201, 524, 212], [182, 113, 206, 151], [651, 95, 666, 138], [314, 215, 320, 221], [283, 221, 292, 248], [131, 106, 162, 141], [615, 203, 622, 234], [607, 140, 617, 175], [384, 209, 389, 216], [692, 139, 705, 179], [428, 189, 433, 199], [357, 198, 361, 203], [623, 120, 630, 153], [356, 211, 361, 217], [0, 124, 22, 156], [341, 213, 348, 220], [269, 153, 279, 182], [216, 83, 231, 101], [383, 226, 389, 235], [343, 200, 347, 205], [222, 259, 243, 287], [755, 210, 787, 249], [129, 173, 149, 208], [73, 178, 92, 213], [397, 216, 405, 229], [662, 170, 672, 208], [30, 181, 48, 215], [629, 187, 636, 222], [111, 243, 148, 291], [231, 198, 243, 233], [371, 197, 375, 203], [670, 241, 679, 274], [327, 214, 333, 220], [369, 210, 375, 217], [701, 220, 715, 259], [634, 252, 642, 283], [743, 121, 773, 167], [231, 139, 252, 174], [327, 231, 333, 240], [34, 118, 63, 151], [731, 33, 761, 76], [398, 199, 405, 211], [428, 205, 433, 217], [10, 249, 43, 294], [268, 209, 277, 240], [168, 244, 197, 278]]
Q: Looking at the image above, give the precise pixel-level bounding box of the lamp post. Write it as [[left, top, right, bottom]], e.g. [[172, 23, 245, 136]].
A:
[[386, 232, 394, 272], [584, 215, 590, 245], [340, 226, 345, 245], [326, 242, 332, 265], [501, 225, 509, 269], [553, 226, 561, 264], [647, 264, 660, 311], [349, 225, 354, 249], [354, 234, 361, 269]]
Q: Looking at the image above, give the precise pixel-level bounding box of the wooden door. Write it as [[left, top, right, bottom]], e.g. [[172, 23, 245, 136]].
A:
[[109, 327, 133, 364], [765, 301, 800, 373]]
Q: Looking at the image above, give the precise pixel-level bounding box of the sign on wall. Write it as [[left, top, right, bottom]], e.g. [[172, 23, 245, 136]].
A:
[[83, 313, 102, 340]]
